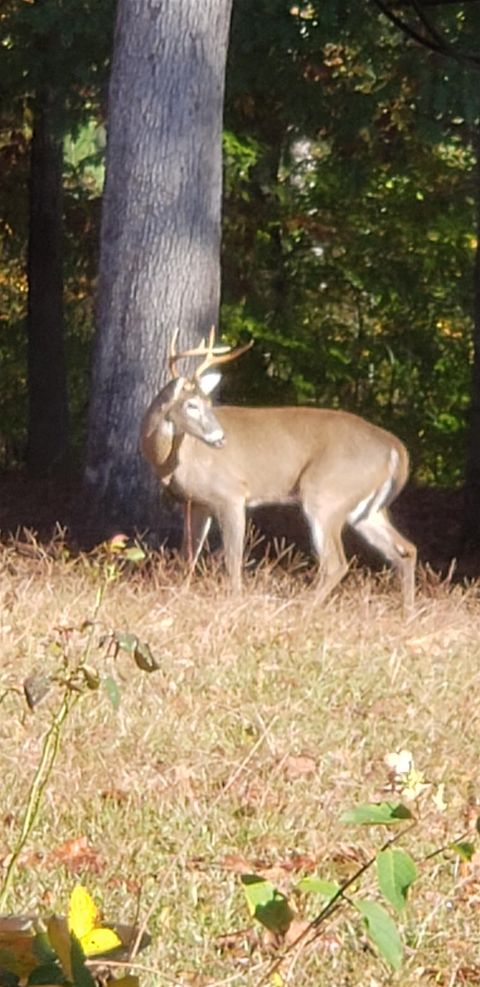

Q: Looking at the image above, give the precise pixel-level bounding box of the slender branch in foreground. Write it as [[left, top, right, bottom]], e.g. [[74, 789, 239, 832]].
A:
[[0, 689, 79, 912], [255, 821, 417, 987]]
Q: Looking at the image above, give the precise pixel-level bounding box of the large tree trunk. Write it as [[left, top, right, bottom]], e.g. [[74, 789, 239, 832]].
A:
[[84, 0, 233, 538], [26, 88, 70, 476]]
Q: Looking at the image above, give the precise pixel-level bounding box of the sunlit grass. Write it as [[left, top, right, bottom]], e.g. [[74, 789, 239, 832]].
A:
[[1, 533, 480, 985]]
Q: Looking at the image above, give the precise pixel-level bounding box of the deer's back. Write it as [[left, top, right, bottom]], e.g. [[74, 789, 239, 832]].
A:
[[179, 405, 409, 508]]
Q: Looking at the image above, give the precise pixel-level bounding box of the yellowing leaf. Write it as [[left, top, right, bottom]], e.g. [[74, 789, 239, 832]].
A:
[[80, 928, 122, 956], [47, 915, 72, 980], [68, 885, 121, 956], [0, 919, 40, 978], [112, 978, 140, 987], [69, 886, 99, 941]]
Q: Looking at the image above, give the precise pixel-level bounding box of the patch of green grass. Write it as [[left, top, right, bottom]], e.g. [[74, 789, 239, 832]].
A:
[[1, 538, 480, 984]]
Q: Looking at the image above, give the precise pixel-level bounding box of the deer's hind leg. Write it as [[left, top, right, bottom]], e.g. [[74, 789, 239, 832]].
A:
[[301, 493, 349, 599], [352, 507, 416, 611]]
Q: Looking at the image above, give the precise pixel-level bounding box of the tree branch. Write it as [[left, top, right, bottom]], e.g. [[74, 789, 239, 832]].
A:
[[371, 0, 480, 69]]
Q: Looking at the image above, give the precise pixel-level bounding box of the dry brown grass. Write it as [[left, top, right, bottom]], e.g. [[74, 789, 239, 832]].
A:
[[1, 533, 480, 986]]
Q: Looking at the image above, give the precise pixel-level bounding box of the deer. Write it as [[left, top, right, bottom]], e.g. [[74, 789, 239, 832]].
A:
[[140, 328, 416, 608]]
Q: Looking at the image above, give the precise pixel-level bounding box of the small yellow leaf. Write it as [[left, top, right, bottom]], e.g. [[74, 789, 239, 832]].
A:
[[47, 915, 72, 980], [80, 927, 121, 956], [68, 886, 98, 941], [112, 977, 140, 987]]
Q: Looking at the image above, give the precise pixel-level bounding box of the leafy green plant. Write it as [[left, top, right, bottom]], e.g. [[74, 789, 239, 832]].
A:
[[0, 539, 157, 933], [240, 799, 478, 978]]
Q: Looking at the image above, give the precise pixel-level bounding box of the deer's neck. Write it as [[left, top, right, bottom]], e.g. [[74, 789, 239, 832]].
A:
[[141, 412, 184, 481]]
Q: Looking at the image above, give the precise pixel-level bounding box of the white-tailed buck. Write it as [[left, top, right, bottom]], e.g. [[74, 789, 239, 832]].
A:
[[140, 329, 416, 607]]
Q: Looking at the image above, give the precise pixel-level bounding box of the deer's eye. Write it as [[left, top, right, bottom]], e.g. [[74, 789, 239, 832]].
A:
[[185, 400, 201, 418]]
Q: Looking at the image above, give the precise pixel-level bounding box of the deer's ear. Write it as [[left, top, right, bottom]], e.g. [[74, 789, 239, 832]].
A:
[[199, 371, 222, 396], [159, 376, 185, 406]]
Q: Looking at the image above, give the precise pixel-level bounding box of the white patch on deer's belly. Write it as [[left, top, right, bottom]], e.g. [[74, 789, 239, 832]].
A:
[[247, 494, 297, 508]]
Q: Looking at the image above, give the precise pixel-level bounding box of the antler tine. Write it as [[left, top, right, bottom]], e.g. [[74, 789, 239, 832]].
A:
[[168, 326, 253, 380], [193, 325, 220, 378], [169, 327, 181, 379], [195, 339, 254, 377], [192, 325, 253, 378], [169, 327, 210, 378]]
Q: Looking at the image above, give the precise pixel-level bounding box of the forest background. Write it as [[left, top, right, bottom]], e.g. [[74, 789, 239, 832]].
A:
[[1, 0, 480, 552]]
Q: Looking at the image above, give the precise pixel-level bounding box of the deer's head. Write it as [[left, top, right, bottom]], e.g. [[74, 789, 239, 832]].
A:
[[147, 327, 252, 450]]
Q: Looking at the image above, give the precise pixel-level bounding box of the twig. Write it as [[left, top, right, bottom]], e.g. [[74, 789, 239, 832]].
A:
[[87, 957, 188, 984], [254, 821, 416, 987], [0, 689, 79, 911]]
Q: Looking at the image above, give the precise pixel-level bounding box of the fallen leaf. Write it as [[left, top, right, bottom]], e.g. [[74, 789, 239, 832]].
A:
[[282, 754, 317, 780], [218, 854, 253, 874], [284, 917, 311, 946], [49, 836, 103, 874]]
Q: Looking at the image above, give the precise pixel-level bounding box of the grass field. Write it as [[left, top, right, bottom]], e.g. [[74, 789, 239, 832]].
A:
[[1, 532, 480, 986]]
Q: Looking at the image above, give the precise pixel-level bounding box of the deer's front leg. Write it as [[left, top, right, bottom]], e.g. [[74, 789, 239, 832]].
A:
[[216, 499, 246, 591], [181, 501, 212, 567]]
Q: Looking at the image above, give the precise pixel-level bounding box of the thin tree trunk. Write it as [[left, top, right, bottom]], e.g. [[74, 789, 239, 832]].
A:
[[84, 0, 233, 538], [26, 88, 69, 476], [462, 135, 480, 550]]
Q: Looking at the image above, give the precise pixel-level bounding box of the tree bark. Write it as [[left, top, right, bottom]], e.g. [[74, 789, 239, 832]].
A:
[[26, 88, 70, 476], [84, 0, 233, 538]]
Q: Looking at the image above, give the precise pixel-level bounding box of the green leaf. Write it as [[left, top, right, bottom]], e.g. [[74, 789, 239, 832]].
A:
[[450, 841, 475, 862], [131, 639, 161, 673], [296, 876, 340, 899], [123, 546, 146, 563], [340, 802, 413, 826], [376, 848, 417, 912], [27, 962, 65, 984], [70, 935, 96, 987], [112, 632, 138, 655], [103, 676, 121, 710], [240, 875, 293, 934], [113, 632, 160, 673], [354, 899, 403, 970], [0, 971, 20, 987]]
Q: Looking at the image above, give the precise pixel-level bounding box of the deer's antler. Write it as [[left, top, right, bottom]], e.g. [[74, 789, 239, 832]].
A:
[[169, 326, 252, 380]]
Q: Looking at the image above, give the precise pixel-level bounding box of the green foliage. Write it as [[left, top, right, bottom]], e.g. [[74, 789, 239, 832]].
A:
[[340, 801, 413, 825], [353, 898, 403, 970], [0, 0, 113, 467], [0, 886, 143, 986], [222, 0, 479, 484], [0, 0, 479, 487], [241, 875, 294, 933], [0, 538, 151, 914], [376, 847, 418, 913], [238, 798, 480, 975]]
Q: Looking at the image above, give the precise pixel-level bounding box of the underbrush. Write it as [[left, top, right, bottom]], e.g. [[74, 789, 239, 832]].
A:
[[1, 532, 480, 985]]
